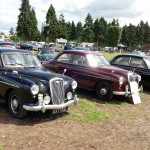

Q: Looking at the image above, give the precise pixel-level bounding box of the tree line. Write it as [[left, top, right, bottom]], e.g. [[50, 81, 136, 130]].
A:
[[9, 0, 150, 49]]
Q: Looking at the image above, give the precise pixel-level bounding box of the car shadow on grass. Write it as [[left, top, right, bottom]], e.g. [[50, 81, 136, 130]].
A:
[[0, 103, 70, 125], [76, 88, 133, 105]]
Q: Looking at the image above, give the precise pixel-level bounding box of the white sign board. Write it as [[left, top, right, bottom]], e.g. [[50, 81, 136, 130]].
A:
[[129, 82, 141, 104]]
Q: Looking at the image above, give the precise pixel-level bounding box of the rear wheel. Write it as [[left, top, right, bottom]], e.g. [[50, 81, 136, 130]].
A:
[[96, 81, 113, 101], [8, 91, 27, 119]]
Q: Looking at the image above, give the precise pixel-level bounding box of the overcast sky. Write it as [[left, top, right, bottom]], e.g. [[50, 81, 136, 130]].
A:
[[0, 0, 149, 35]]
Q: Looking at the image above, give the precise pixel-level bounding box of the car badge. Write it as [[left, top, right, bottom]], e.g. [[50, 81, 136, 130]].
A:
[[55, 81, 60, 84]]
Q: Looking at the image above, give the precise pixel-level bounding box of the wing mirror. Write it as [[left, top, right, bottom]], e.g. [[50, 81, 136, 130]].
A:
[[63, 69, 67, 74], [12, 70, 18, 75]]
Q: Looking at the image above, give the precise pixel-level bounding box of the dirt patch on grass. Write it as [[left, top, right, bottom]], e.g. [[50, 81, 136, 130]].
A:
[[0, 90, 150, 150]]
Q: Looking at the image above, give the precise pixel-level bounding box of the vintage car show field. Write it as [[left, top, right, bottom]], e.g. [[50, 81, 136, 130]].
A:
[[0, 51, 150, 150], [0, 89, 150, 150]]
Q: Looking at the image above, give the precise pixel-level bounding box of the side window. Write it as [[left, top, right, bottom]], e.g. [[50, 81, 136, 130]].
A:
[[130, 57, 145, 68], [72, 55, 88, 66], [114, 57, 130, 66], [57, 54, 71, 63]]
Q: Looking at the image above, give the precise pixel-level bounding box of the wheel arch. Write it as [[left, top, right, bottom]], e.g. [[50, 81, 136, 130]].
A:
[[4, 88, 15, 105], [94, 80, 114, 92]]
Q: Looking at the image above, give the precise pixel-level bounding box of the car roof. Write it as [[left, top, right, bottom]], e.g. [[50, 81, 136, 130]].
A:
[[0, 47, 32, 54], [0, 42, 15, 45], [61, 50, 101, 55], [115, 53, 149, 58]]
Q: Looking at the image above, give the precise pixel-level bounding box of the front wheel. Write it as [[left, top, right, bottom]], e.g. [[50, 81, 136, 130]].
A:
[[8, 91, 27, 119], [96, 81, 113, 101]]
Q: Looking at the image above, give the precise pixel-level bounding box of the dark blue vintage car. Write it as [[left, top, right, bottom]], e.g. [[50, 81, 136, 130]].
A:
[[0, 48, 79, 118], [110, 54, 150, 88]]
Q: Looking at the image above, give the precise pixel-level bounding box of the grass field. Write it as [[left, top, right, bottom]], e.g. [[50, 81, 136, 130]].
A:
[[101, 51, 126, 60]]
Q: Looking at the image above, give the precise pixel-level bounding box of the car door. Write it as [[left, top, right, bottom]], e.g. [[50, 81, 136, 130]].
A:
[[48, 53, 72, 74], [68, 54, 93, 89], [129, 57, 150, 86], [52, 53, 93, 90], [0, 55, 9, 100]]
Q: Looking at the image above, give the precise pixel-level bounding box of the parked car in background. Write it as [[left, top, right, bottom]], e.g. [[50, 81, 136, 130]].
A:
[[72, 47, 89, 51], [43, 50, 142, 101], [37, 47, 57, 62], [19, 42, 34, 50], [0, 42, 20, 49], [0, 48, 79, 118], [131, 51, 146, 56], [110, 54, 150, 87]]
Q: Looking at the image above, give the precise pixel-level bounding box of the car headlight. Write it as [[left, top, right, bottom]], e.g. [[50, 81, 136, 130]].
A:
[[71, 81, 77, 90], [30, 85, 39, 95], [67, 92, 73, 100], [119, 77, 124, 86], [43, 95, 51, 104]]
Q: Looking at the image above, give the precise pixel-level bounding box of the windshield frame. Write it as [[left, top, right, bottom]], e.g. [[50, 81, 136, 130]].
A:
[[2, 52, 42, 68], [144, 57, 150, 68]]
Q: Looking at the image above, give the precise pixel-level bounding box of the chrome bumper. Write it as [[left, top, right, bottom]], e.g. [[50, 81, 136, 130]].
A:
[[23, 95, 79, 113], [113, 85, 143, 97]]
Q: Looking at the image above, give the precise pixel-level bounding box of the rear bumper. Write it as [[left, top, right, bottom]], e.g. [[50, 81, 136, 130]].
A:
[[23, 95, 79, 112], [113, 85, 143, 97]]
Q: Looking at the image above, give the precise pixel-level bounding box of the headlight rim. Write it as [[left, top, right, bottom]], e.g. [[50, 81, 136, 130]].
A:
[[119, 77, 124, 86], [67, 92, 73, 100], [30, 84, 39, 95], [71, 80, 77, 90]]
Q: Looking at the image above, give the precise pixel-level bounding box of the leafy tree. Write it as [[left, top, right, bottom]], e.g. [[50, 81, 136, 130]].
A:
[[66, 21, 72, 40], [111, 18, 119, 26], [10, 35, 20, 42], [16, 0, 32, 41], [44, 4, 59, 42], [120, 25, 130, 47], [127, 24, 137, 48], [0, 31, 5, 35], [58, 13, 68, 39], [9, 27, 15, 36], [136, 21, 145, 48], [82, 13, 94, 42], [76, 22, 83, 43], [70, 21, 76, 40], [107, 26, 122, 48], [144, 22, 150, 44], [28, 8, 40, 41], [93, 17, 108, 47]]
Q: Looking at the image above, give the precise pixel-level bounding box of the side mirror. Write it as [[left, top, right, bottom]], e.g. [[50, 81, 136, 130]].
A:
[[63, 69, 67, 74], [12, 70, 18, 75]]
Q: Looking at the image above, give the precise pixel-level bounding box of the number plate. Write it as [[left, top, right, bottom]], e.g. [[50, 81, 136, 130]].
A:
[[52, 108, 67, 114], [129, 81, 141, 104]]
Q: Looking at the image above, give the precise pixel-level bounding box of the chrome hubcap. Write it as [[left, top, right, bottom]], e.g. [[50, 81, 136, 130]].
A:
[[11, 97, 19, 113], [100, 88, 107, 95]]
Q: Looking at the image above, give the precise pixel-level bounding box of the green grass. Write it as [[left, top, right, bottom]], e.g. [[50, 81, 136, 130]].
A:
[[0, 147, 4, 150], [121, 115, 136, 121], [101, 51, 126, 60], [63, 98, 110, 124]]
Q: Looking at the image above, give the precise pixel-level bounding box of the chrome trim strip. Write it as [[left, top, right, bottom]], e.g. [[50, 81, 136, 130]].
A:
[[0, 81, 20, 88], [113, 85, 143, 96]]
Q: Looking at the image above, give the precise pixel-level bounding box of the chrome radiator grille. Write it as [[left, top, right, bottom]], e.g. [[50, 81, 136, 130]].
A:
[[128, 73, 136, 82], [49, 78, 65, 104]]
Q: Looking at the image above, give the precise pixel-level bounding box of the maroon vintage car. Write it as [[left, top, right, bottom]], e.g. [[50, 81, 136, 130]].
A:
[[43, 50, 142, 101]]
